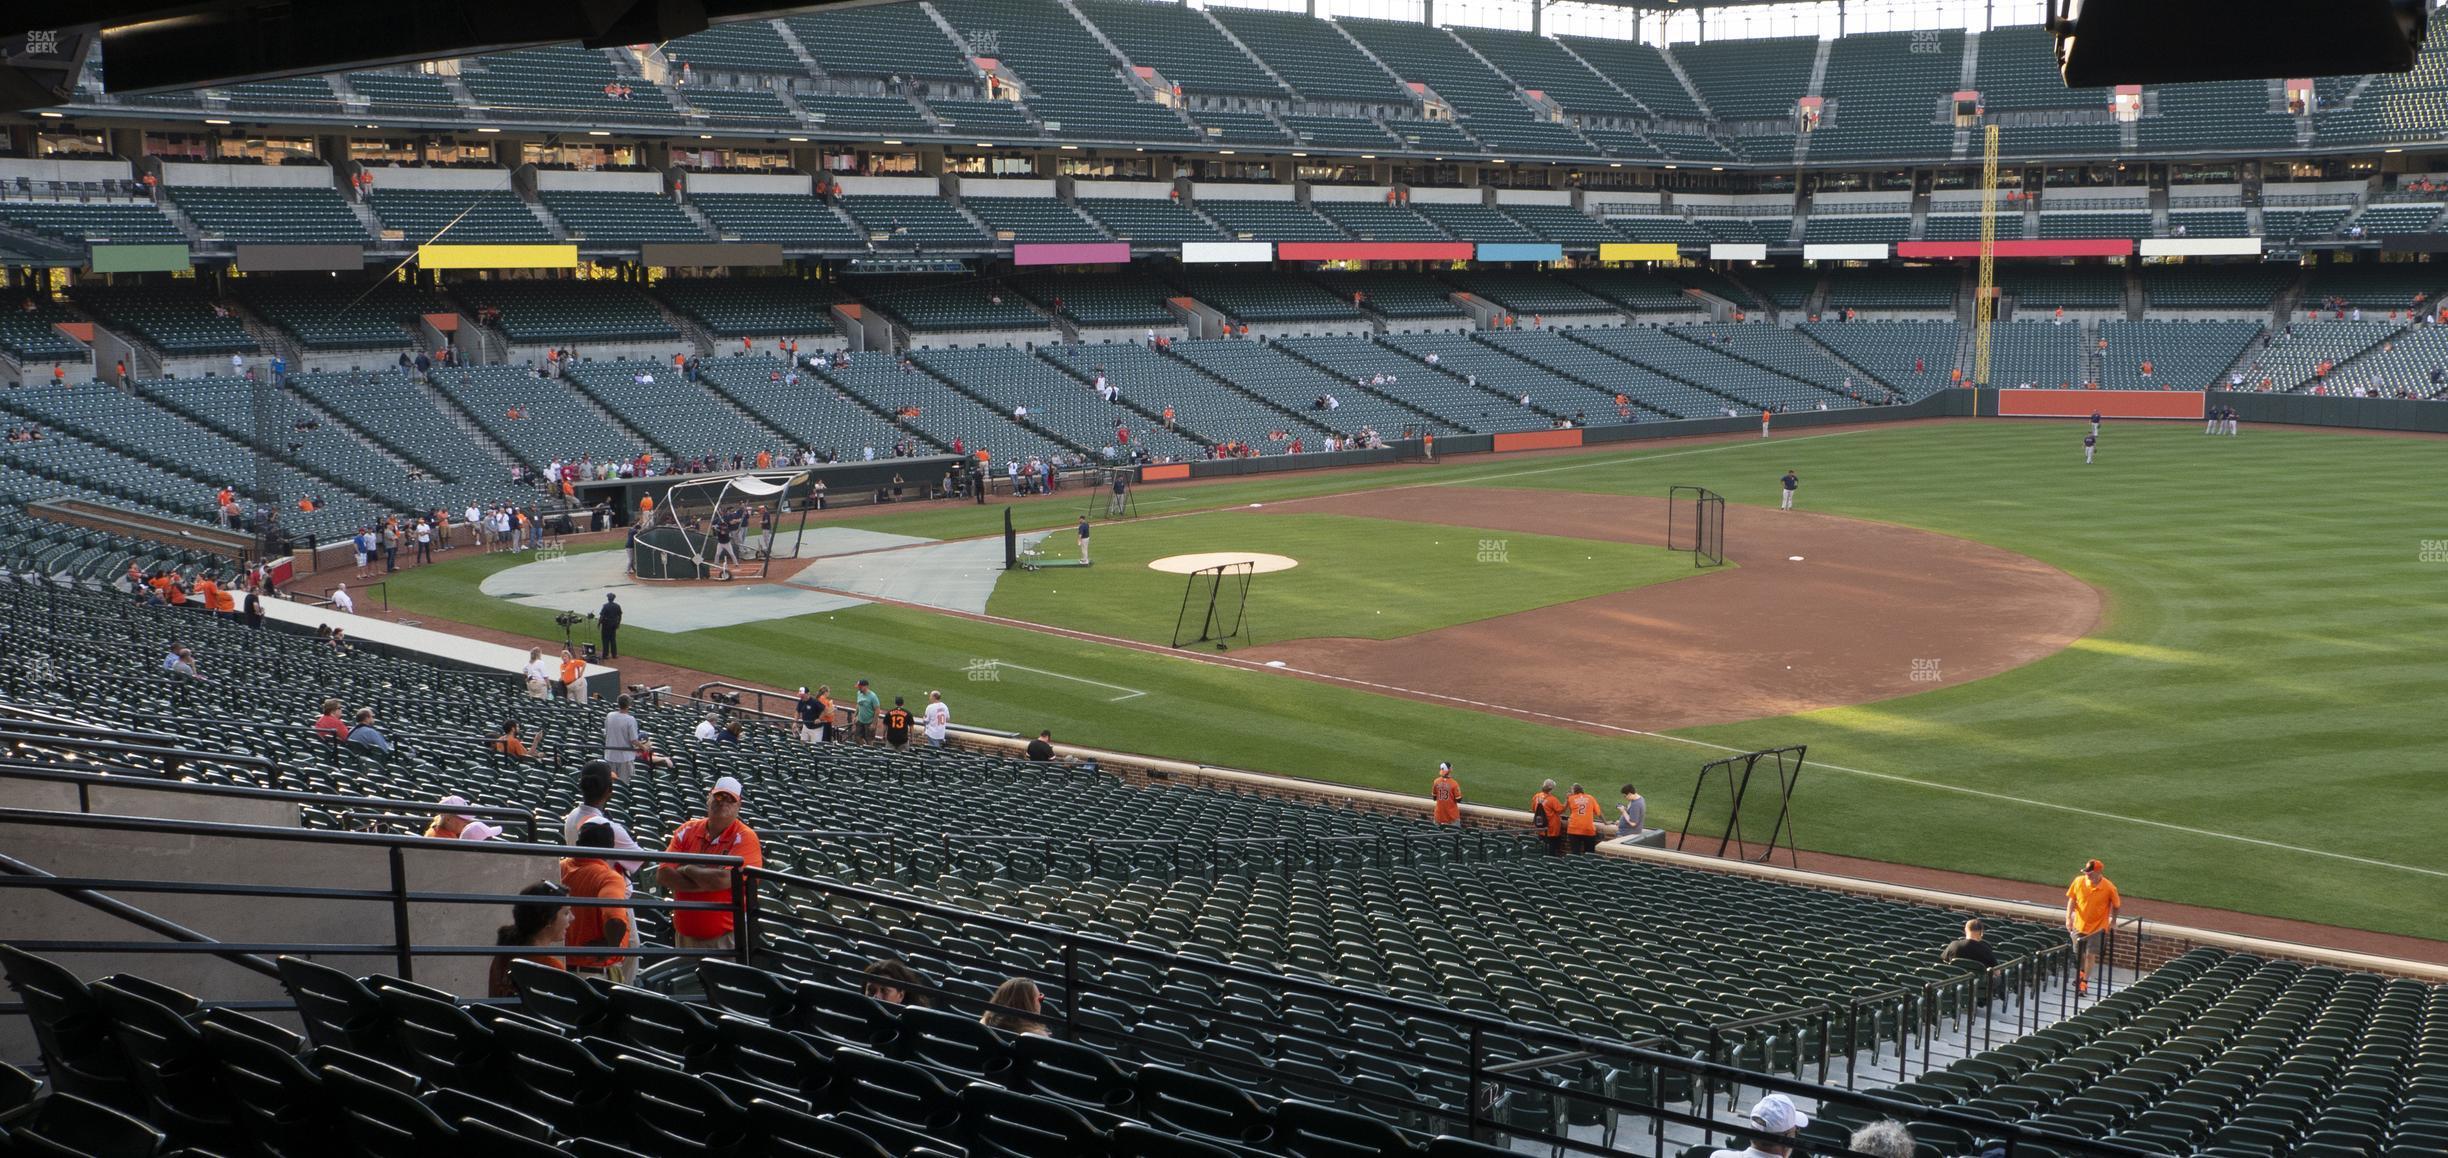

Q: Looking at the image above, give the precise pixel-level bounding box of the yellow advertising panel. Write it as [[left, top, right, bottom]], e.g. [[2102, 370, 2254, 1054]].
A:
[[417, 243, 580, 269], [1598, 242, 1682, 262]]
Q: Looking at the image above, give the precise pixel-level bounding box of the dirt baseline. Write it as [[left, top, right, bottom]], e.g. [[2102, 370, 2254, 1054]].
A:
[[1234, 489, 2103, 731]]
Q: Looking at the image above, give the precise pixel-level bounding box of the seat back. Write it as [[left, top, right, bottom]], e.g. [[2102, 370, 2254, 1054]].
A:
[[1278, 1097, 1421, 1158], [274, 955, 392, 1057], [196, 1014, 327, 1158], [0, 945, 137, 1106], [714, 1014, 835, 1102], [321, 1064, 458, 1158], [508, 957, 613, 1034], [1138, 1062, 1272, 1145], [753, 1099, 895, 1158], [1012, 1033, 1137, 1112], [87, 980, 239, 1142], [0, 1091, 167, 1158], [612, 1053, 757, 1158], [608, 984, 721, 1061], [376, 983, 495, 1082], [699, 959, 798, 1022], [832, 1046, 962, 1133], [491, 1018, 620, 1134], [899, 1004, 1017, 1080], [790, 979, 901, 1049], [962, 1083, 1107, 1158], [1109, 1121, 1246, 1158]]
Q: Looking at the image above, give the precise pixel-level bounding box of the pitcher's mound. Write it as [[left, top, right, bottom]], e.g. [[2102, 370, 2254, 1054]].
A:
[[1148, 551, 1300, 574]]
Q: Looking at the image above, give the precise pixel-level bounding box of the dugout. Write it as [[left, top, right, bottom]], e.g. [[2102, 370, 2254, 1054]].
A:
[[576, 455, 966, 524]]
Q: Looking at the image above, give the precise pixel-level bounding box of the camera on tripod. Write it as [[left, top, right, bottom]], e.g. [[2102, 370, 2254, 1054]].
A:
[[554, 610, 597, 656]]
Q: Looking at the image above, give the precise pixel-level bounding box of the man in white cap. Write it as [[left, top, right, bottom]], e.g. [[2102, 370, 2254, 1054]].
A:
[[657, 776, 762, 952], [1708, 1093, 1808, 1158]]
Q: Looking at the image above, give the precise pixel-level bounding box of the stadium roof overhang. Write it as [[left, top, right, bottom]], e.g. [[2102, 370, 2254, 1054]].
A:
[[0, 0, 891, 112]]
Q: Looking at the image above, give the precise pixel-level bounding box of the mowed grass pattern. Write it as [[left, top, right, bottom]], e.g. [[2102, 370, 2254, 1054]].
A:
[[992, 511, 1706, 646], [388, 421, 2448, 941], [1489, 419, 2448, 941]]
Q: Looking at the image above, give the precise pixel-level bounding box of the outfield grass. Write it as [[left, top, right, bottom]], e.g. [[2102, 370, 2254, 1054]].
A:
[[386, 421, 2448, 941], [1488, 419, 2448, 941], [992, 511, 1706, 646]]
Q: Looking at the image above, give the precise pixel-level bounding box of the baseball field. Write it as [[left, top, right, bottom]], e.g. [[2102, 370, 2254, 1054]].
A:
[[384, 418, 2448, 944]]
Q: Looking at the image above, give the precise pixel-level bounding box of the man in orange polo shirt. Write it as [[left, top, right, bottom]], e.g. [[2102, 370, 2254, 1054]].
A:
[[562, 820, 634, 982], [1430, 762, 1463, 825], [2064, 858, 2121, 995], [658, 776, 762, 952], [1530, 779, 1566, 857], [559, 645, 588, 704]]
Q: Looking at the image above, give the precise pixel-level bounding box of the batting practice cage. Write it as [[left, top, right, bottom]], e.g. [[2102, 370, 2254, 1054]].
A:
[[1667, 485, 1726, 568], [1172, 560, 1255, 650], [1677, 744, 1806, 866], [629, 469, 811, 581]]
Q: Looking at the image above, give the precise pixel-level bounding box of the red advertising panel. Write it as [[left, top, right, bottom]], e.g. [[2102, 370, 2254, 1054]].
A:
[[1996, 389, 2205, 419], [1275, 242, 1474, 262]]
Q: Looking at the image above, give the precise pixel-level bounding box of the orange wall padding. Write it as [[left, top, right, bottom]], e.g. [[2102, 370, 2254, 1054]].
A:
[[1997, 390, 2205, 419], [1492, 429, 1584, 452]]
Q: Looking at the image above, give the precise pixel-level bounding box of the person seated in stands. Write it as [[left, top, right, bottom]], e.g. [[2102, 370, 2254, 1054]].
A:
[[312, 698, 348, 743], [487, 881, 571, 998], [1941, 917, 1999, 969], [632, 732, 675, 772], [425, 794, 482, 838], [161, 645, 202, 680], [981, 977, 1049, 1037], [693, 713, 723, 743], [327, 627, 353, 653], [490, 719, 530, 760], [862, 957, 934, 1008], [1847, 1122, 1917, 1158], [346, 707, 393, 754], [1709, 1093, 1807, 1158]]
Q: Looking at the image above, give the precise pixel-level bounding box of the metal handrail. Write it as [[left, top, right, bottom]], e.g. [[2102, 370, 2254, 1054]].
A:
[[0, 850, 281, 980], [0, 728, 278, 772], [0, 760, 538, 832], [0, 807, 751, 982]]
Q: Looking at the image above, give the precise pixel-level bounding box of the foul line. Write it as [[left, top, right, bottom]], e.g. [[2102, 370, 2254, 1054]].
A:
[[978, 660, 1146, 702]]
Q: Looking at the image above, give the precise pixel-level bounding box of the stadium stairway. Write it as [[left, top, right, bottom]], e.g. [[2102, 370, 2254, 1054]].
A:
[[1025, 346, 1221, 451]]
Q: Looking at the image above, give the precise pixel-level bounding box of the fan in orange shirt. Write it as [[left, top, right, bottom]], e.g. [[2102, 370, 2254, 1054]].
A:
[[1562, 783, 1606, 854], [1429, 763, 1463, 825], [559, 647, 588, 703], [2064, 859, 2122, 995], [1529, 780, 1566, 856]]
